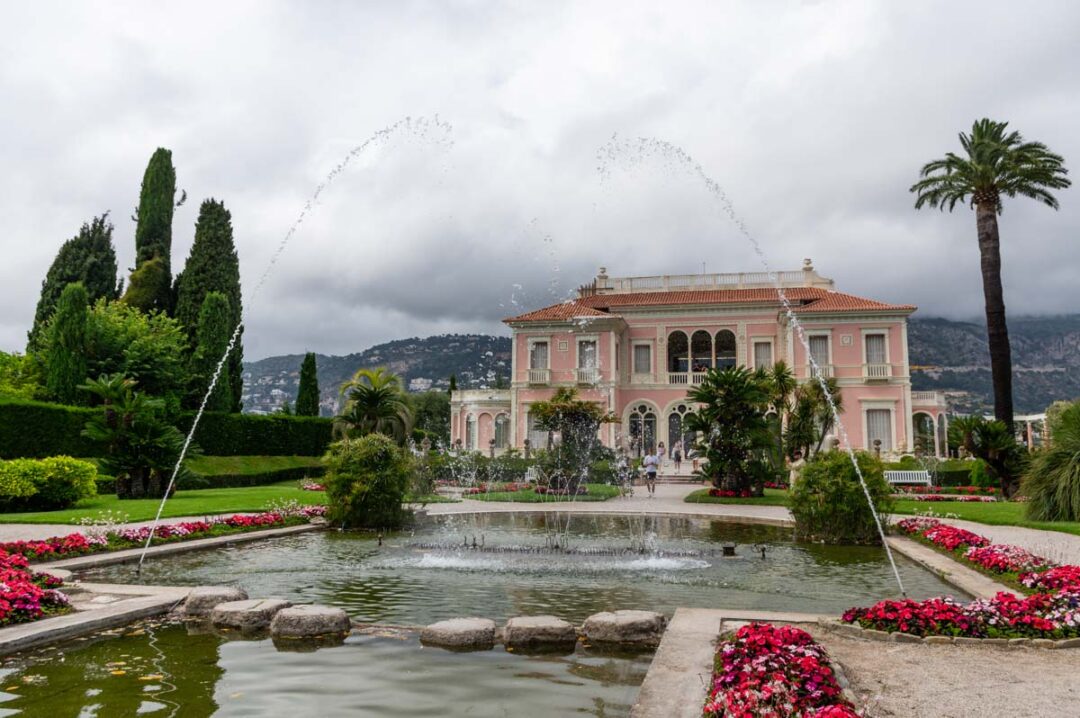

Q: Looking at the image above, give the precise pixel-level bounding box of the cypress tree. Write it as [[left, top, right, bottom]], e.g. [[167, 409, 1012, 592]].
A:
[[28, 215, 118, 352], [189, 292, 233, 412], [45, 283, 89, 404], [174, 199, 244, 412], [295, 352, 320, 416], [126, 148, 181, 313], [448, 374, 457, 394]]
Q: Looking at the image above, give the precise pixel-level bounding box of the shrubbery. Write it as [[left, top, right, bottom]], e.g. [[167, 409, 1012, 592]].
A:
[[0, 399, 333, 459], [324, 434, 413, 529], [0, 457, 97, 511], [789, 450, 893, 544], [1023, 401, 1080, 522]]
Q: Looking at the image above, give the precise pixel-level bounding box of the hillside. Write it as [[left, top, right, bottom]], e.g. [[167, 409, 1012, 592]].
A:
[[242, 334, 511, 415], [242, 316, 1080, 415]]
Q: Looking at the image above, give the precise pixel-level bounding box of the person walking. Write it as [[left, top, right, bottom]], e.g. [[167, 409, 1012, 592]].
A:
[[672, 441, 683, 474], [643, 450, 659, 497]]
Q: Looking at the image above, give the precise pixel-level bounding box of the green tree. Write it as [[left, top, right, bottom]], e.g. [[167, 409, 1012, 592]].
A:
[[911, 119, 1070, 430], [45, 283, 90, 404], [80, 374, 192, 499], [28, 215, 118, 352], [127, 149, 184, 313], [409, 390, 450, 443], [448, 374, 457, 394], [295, 352, 321, 416], [529, 387, 616, 490], [0, 351, 43, 400], [949, 415, 1027, 497], [685, 366, 774, 495], [174, 199, 243, 411], [1023, 401, 1080, 522], [189, 292, 233, 412], [784, 376, 844, 458], [122, 256, 172, 314], [324, 433, 414, 529], [334, 368, 413, 443], [38, 299, 189, 409]]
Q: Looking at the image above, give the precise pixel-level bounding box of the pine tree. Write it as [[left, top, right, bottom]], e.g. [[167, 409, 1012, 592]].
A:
[[125, 148, 182, 313], [28, 215, 118, 352], [45, 283, 89, 404], [174, 199, 244, 411], [296, 352, 320, 416], [189, 292, 233, 412], [448, 374, 457, 394]]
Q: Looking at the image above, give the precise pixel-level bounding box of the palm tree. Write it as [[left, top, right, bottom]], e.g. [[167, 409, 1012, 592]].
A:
[[1023, 401, 1080, 521], [334, 367, 413, 443], [911, 119, 1070, 430]]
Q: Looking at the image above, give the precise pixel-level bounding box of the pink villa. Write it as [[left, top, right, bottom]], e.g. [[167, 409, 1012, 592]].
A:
[[450, 262, 950, 459]]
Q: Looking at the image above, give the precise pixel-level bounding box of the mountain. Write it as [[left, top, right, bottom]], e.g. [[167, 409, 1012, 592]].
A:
[[241, 334, 511, 415], [909, 315, 1080, 414], [242, 316, 1080, 416]]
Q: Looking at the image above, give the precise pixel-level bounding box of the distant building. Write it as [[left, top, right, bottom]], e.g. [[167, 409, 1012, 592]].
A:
[[450, 263, 950, 458]]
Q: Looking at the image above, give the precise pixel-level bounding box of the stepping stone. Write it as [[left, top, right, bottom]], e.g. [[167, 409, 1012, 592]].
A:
[[582, 610, 667, 646], [184, 586, 249, 618], [270, 605, 352, 639], [503, 616, 577, 649], [420, 618, 497, 650], [211, 598, 291, 631]]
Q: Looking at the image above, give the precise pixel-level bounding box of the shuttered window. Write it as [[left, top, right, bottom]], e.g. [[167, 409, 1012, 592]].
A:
[[865, 334, 887, 364]]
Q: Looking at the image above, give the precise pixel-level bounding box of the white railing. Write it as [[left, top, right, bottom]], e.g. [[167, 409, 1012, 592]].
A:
[[527, 368, 550, 384], [911, 390, 946, 406], [692, 372, 708, 385], [602, 269, 833, 293], [575, 367, 600, 384], [667, 372, 689, 385], [864, 363, 891, 380], [808, 364, 834, 379]]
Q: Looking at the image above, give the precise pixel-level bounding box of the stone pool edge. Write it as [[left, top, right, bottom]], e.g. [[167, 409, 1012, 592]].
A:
[[884, 535, 1015, 599], [31, 522, 324, 573]]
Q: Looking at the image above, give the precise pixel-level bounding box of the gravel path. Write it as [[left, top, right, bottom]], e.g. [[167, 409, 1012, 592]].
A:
[[809, 627, 1080, 717]]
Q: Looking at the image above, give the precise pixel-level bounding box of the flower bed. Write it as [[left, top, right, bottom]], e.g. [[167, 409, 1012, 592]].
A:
[[299, 479, 326, 492], [894, 485, 999, 496], [0, 507, 325, 562], [892, 494, 997, 503], [0, 549, 70, 627], [708, 488, 752, 498], [842, 517, 1080, 640], [703, 623, 856, 717]]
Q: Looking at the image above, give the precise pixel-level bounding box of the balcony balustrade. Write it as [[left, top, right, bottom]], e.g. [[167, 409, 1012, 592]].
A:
[[863, 363, 891, 380], [527, 368, 550, 385], [575, 367, 600, 385], [808, 364, 834, 379]]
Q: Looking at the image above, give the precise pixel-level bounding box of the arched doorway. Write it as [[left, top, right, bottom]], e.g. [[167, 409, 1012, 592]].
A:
[[913, 412, 935, 457], [667, 402, 695, 453], [715, 329, 737, 369], [628, 403, 657, 457]]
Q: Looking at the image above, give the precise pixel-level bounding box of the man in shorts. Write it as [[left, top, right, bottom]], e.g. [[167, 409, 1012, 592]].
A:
[[643, 450, 659, 497]]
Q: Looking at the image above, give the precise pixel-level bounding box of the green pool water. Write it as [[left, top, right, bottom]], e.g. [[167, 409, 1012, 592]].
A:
[[4, 513, 962, 716]]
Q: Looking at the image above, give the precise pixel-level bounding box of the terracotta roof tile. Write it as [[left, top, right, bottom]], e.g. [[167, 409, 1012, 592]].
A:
[[504, 287, 914, 323]]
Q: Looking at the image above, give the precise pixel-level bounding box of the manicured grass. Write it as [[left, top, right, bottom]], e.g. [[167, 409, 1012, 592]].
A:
[[406, 494, 461, 504], [0, 481, 326, 525], [185, 455, 323, 476], [684, 488, 791, 506], [893, 499, 1080, 537], [470, 483, 620, 502]]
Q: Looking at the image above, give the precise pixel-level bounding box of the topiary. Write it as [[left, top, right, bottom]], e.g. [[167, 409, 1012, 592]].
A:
[[324, 433, 413, 530], [788, 450, 893, 544]]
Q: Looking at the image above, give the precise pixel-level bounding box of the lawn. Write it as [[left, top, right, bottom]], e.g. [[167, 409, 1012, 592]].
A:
[[892, 499, 1080, 537], [0, 480, 327, 525], [684, 488, 790, 506], [470, 483, 620, 502], [185, 455, 323, 475]]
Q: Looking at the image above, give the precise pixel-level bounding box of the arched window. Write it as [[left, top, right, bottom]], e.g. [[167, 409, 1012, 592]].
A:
[[667, 331, 688, 373], [667, 403, 695, 452], [494, 414, 510, 449], [715, 330, 737, 369], [691, 331, 712, 373], [628, 403, 657, 457]]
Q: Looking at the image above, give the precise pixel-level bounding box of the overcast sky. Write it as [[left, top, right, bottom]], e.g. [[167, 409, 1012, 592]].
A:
[[2, 1, 1078, 360]]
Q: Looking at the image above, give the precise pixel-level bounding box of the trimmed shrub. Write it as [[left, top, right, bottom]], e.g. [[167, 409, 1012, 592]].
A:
[[0, 457, 97, 511], [178, 412, 333, 456], [0, 400, 332, 459], [324, 434, 413, 530], [0, 399, 98, 458], [789, 450, 893, 545]]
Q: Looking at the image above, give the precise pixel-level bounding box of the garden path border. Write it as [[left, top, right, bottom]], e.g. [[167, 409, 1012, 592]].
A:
[[884, 535, 1015, 599]]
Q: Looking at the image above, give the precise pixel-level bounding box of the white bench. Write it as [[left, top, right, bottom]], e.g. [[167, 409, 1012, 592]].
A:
[[884, 470, 931, 487], [524, 467, 540, 485]]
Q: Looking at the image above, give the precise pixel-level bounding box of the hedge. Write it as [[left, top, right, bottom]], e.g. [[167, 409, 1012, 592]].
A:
[[179, 464, 325, 490], [0, 456, 97, 511], [0, 400, 97, 459], [0, 399, 334, 459]]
